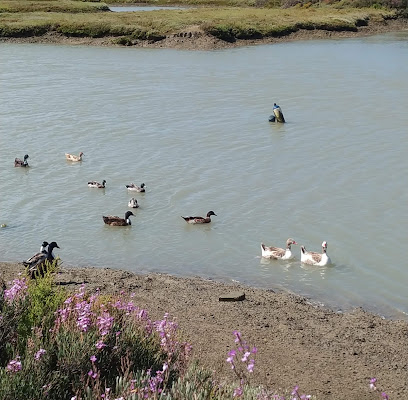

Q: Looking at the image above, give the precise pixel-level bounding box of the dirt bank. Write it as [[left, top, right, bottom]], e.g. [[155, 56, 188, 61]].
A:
[[1, 261, 407, 399], [1, 18, 407, 50]]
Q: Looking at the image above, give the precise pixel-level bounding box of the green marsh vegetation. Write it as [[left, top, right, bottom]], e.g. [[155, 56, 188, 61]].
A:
[[0, 0, 406, 43]]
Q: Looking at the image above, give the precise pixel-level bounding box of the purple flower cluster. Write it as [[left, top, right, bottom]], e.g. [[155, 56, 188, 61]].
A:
[[226, 331, 258, 397], [54, 286, 97, 333], [226, 331, 257, 375], [35, 348, 46, 360], [75, 300, 93, 332], [291, 385, 311, 399], [155, 313, 178, 355], [137, 362, 169, 397], [50, 285, 193, 398], [97, 310, 114, 336], [153, 313, 192, 369], [6, 357, 22, 373], [4, 277, 28, 303], [369, 378, 390, 400]]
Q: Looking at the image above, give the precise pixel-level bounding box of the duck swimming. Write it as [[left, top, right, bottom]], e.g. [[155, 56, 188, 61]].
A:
[[103, 211, 134, 226], [126, 183, 145, 192], [300, 241, 331, 266], [88, 180, 106, 188], [128, 198, 139, 208], [14, 154, 29, 167], [65, 152, 84, 162], [181, 211, 217, 224], [261, 238, 297, 260]]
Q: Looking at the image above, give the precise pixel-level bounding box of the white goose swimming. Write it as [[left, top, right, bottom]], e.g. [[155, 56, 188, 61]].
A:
[[300, 241, 331, 266], [261, 238, 297, 259], [65, 152, 84, 162]]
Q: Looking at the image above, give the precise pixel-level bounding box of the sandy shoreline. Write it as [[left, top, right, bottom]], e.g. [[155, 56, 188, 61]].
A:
[[1, 261, 408, 399], [1, 18, 407, 50]]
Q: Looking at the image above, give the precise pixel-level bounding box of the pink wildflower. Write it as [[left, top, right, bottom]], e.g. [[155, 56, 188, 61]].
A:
[[241, 351, 250, 362], [97, 311, 114, 336], [4, 278, 28, 303], [233, 330, 242, 343], [247, 359, 255, 373], [6, 358, 22, 373], [226, 349, 236, 365], [88, 370, 97, 379], [95, 340, 106, 349], [35, 348, 46, 360], [233, 386, 243, 397]]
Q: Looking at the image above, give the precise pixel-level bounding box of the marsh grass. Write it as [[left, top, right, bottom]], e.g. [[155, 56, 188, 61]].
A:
[[0, 4, 396, 41], [0, 0, 110, 13]]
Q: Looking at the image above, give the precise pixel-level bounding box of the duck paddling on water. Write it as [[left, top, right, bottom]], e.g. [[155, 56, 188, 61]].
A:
[[15, 154, 29, 167], [181, 211, 217, 224], [103, 211, 134, 226]]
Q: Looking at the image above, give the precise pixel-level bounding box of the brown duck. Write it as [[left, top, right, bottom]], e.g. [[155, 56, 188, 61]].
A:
[[15, 154, 29, 167], [126, 183, 145, 192], [181, 211, 217, 224], [103, 211, 134, 226]]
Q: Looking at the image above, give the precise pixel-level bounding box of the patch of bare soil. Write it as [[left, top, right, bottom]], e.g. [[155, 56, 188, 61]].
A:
[[1, 262, 407, 399]]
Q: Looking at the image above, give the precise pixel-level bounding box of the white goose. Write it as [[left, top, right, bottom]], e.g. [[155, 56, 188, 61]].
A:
[[261, 238, 297, 260], [65, 152, 84, 162], [300, 241, 331, 266]]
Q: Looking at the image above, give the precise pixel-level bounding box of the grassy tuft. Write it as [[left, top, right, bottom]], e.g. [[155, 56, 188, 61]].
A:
[[0, 0, 399, 42]]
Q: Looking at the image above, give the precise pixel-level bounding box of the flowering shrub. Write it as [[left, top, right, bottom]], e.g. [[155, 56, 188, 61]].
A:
[[0, 272, 390, 400], [0, 273, 191, 399]]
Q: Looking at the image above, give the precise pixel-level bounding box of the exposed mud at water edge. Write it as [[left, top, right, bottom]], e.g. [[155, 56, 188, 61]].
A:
[[1, 262, 408, 400]]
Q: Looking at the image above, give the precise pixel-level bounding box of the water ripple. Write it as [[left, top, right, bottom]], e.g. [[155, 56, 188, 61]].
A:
[[1, 35, 408, 318]]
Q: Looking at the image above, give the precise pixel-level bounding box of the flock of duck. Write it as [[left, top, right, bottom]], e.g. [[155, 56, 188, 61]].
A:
[[15, 146, 331, 277]]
